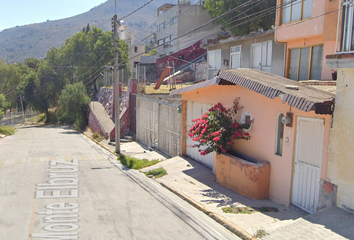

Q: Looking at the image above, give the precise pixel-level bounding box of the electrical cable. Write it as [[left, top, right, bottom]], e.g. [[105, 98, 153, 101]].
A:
[[127, 0, 205, 52], [120, 0, 155, 20]]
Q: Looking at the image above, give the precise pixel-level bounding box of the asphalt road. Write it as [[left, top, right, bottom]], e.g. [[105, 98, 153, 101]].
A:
[[0, 125, 239, 240]]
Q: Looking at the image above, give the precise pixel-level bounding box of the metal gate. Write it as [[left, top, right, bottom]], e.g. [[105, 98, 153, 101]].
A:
[[130, 93, 137, 134], [136, 95, 181, 157], [292, 117, 324, 213]]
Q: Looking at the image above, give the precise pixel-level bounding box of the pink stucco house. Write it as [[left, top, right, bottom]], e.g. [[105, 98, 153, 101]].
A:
[[275, 0, 339, 81], [171, 68, 335, 213]]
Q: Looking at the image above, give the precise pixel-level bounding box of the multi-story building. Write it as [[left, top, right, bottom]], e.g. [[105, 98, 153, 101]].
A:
[[156, 0, 215, 56], [275, 0, 339, 81], [120, 24, 146, 78]]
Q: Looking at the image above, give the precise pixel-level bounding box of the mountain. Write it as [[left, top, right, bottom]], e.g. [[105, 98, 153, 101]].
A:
[[0, 0, 167, 63]]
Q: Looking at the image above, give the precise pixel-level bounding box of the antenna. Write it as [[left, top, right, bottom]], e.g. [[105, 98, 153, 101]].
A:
[[115, 0, 117, 15]]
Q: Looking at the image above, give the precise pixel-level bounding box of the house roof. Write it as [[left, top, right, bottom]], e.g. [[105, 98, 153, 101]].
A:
[[203, 29, 275, 48], [170, 68, 335, 114]]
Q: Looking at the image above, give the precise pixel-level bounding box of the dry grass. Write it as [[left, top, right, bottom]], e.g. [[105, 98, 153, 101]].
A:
[[143, 83, 190, 94], [122, 82, 191, 94]]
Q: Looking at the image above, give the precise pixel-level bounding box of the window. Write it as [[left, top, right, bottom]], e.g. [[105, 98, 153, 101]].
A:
[[230, 46, 241, 69], [164, 21, 168, 29], [134, 46, 138, 53], [288, 45, 323, 81], [207, 49, 221, 79], [251, 41, 272, 73], [339, 0, 354, 52], [170, 35, 174, 47], [275, 113, 284, 156], [282, 0, 312, 24], [158, 39, 164, 46], [157, 23, 164, 31], [170, 16, 178, 25], [164, 37, 170, 48]]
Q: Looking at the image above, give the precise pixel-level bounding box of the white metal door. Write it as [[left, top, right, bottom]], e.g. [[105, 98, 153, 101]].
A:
[[186, 101, 214, 169], [230, 45, 241, 69], [251, 44, 262, 70], [292, 117, 324, 213]]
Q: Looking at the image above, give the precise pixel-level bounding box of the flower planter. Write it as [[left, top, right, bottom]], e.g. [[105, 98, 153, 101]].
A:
[[216, 153, 270, 200]]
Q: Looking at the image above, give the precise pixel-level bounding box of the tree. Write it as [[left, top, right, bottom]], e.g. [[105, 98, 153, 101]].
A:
[[23, 62, 66, 122], [203, 0, 276, 36], [57, 82, 90, 130], [60, 26, 129, 93], [0, 94, 8, 120], [0, 62, 29, 111]]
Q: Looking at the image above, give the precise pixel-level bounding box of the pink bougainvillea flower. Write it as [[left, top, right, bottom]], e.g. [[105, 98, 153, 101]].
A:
[[187, 99, 250, 155]]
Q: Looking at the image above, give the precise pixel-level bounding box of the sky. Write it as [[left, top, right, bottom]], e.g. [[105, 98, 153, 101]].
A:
[[0, 0, 106, 31]]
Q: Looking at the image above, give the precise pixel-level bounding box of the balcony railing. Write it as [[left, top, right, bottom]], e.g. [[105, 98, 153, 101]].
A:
[[336, 0, 354, 53]]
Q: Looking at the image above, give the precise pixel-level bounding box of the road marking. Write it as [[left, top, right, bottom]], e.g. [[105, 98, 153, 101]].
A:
[[28, 162, 41, 240], [31, 159, 81, 238]]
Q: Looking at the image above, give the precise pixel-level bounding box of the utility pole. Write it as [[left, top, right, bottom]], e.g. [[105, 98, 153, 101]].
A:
[[113, 14, 120, 153]]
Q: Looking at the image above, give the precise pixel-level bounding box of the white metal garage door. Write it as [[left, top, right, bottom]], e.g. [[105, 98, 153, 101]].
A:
[[186, 101, 214, 169]]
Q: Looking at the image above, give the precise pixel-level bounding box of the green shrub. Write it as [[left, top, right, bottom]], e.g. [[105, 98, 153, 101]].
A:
[[118, 155, 160, 170], [57, 82, 90, 129], [0, 125, 15, 135], [145, 167, 167, 178]]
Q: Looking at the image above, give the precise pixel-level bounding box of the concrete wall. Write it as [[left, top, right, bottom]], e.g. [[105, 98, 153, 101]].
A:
[[216, 153, 270, 200], [207, 32, 285, 77], [326, 68, 354, 212], [88, 109, 107, 138], [181, 85, 332, 206]]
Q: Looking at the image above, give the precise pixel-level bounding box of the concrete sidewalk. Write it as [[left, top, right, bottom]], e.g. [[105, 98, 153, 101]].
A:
[[93, 138, 353, 240], [87, 101, 353, 239]]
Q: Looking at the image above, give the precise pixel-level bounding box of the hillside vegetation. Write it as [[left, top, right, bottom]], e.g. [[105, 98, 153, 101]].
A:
[[0, 0, 165, 63]]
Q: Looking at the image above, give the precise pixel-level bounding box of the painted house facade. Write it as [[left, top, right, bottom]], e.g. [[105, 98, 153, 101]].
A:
[[206, 30, 286, 80], [171, 69, 335, 212], [275, 0, 339, 80]]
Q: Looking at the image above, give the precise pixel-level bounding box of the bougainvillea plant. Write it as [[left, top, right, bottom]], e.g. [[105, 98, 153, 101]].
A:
[[188, 98, 251, 155]]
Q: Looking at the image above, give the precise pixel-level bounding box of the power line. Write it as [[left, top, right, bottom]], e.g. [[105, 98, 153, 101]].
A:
[[120, 0, 338, 69], [127, 0, 204, 52], [120, 0, 155, 20], [118, 0, 260, 67]]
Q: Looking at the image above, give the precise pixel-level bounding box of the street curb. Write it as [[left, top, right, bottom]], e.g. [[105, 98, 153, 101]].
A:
[[81, 131, 118, 157], [81, 130, 255, 240], [159, 182, 257, 240]]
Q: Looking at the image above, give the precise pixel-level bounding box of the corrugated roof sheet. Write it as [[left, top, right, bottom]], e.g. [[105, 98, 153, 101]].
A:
[[170, 77, 222, 95], [171, 68, 335, 114]]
